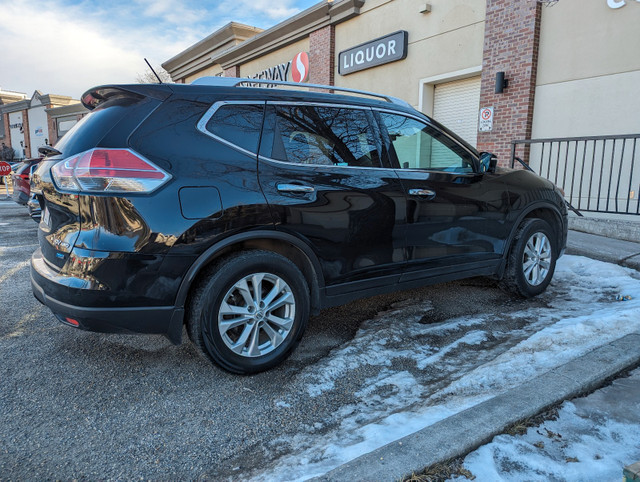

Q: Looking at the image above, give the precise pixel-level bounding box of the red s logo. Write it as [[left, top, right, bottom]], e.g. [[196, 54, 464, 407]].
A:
[[291, 52, 309, 83]]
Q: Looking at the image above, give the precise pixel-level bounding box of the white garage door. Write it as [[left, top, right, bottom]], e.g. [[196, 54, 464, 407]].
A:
[[433, 76, 481, 147]]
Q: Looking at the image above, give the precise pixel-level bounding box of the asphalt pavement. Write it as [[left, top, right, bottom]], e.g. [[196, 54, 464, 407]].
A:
[[2, 198, 639, 480], [0, 200, 568, 479]]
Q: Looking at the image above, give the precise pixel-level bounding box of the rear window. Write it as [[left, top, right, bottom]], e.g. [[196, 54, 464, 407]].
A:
[[54, 98, 144, 157]]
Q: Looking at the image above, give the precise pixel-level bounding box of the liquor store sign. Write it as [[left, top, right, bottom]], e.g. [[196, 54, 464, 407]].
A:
[[339, 31, 408, 76]]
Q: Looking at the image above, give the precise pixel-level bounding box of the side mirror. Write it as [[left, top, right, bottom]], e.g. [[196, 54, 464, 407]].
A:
[[479, 152, 498, 173]]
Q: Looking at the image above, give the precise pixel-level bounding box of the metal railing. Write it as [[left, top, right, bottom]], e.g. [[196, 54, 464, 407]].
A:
[[511, 134, 640, 216]]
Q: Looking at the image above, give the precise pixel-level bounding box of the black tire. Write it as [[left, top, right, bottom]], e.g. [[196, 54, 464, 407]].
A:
[[188, 250, 310, 374], [501, 218, 557, 298]]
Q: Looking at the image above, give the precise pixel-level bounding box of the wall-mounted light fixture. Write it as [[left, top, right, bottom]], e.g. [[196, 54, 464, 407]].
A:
[[419, 3, 432, 13], [495, 71, 508, 94]]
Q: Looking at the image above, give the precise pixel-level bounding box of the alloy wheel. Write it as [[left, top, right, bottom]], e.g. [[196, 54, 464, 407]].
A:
[[217, 272, 295, 357], [522, 232, 552, 286]]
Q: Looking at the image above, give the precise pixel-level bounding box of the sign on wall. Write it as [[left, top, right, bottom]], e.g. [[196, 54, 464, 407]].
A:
[[248, 52, 309, 85], [291, 52, 309, 83], [607, 0, 640, 8], [338, 31, 408, 76], [478, 106, 494, 132]]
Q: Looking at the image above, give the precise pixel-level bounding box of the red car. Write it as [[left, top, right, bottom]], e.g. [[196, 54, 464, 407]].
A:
[[11, 158, 42, 205]]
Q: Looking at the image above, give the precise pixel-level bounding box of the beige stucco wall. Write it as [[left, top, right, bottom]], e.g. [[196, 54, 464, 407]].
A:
[[184, 64, 224, 84], [335, 0, 486, 107], [239, 38, 310, 79], [532, 0, 640, 137]]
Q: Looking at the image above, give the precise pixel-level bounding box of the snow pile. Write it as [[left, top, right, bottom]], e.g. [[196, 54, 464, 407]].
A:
[[255, 256, 640, 481], [454, 368, 640, 481]]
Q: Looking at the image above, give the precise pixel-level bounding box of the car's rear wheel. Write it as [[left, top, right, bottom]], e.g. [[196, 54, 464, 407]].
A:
[[188, 250, 310, 374], [501, 218, 557, 297]]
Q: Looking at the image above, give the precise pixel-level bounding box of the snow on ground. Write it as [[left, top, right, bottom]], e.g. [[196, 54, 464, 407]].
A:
[[250, 256, 640, 481], [451, 368, 640, 481]]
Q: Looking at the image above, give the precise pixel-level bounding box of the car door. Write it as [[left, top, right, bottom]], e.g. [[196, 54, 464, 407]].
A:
[[258, 103, 406, 292], [375, 110, 511, 282]]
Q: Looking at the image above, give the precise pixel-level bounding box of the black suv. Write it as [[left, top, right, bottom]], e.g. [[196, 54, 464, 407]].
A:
[[31, 78, 567, 373]]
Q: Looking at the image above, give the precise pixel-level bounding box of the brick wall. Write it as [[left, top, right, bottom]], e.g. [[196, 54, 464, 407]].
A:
[[308, 25, 335, 86], [47, 114, 58, 146], [2, 112, 10, 146], [21, 109, 31, 158], [224, 66, 240, 77], [477, 0, 542, 167]]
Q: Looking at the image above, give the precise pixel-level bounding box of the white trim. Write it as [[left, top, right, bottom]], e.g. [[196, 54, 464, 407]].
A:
[[418, 66, 482, 116]]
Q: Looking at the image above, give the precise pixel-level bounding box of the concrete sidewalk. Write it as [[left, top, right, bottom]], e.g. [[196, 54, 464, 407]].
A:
[[567, 229, 640, 271], [317, 230, 640, 481]]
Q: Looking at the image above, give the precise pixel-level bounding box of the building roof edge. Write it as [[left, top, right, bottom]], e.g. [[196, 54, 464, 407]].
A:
[[213, 0, 363, 69], [162, 22, 263, 73]]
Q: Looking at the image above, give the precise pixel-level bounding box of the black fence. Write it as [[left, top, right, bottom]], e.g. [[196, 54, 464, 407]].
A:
[[511, 134, 640, 216]]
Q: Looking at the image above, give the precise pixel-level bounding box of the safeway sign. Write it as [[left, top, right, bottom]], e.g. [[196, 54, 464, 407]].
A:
[[0, 161, 11, 176]]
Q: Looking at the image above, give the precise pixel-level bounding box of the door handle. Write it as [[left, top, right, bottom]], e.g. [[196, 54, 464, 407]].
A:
[[277, 183, 315, 193], [408, 188, 436, 199]]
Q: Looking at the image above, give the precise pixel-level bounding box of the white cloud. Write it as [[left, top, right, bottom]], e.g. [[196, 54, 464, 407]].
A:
[[236, 0, 304, 20], [0, 0, 207, 97], [133, 0, 208, 26], [0, 0, 318, 98]]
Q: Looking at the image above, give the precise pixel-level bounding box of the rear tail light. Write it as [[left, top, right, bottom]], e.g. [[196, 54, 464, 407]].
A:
[[51, 148, 170, 193]]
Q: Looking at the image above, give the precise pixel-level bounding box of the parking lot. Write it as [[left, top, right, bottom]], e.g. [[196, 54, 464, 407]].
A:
[[2, 199, 640, 479]]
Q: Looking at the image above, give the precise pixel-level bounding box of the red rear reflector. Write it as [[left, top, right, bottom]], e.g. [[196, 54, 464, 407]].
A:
[[51, 148, 170, 193], [65, 318, 80, 326]]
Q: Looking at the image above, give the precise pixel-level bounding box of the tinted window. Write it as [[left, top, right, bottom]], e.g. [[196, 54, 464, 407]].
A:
[[54, 100, 135, 157], [206, 104, 264, 154], [379, 113, 474, 172], [262, 105, 380, 168]]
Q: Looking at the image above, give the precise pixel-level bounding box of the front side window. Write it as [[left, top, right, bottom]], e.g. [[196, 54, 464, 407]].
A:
[[261, 105, 381, 168], [379, 112, 475, 172]]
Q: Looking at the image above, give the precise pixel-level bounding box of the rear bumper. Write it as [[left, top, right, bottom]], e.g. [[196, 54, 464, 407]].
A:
[[31, 249, 184, 344], [12, 189, 29, 205]]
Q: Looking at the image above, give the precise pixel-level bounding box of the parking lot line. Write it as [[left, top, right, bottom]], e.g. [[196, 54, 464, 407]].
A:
[[0, 260, 30, 285], [3, 309, 44, 339]]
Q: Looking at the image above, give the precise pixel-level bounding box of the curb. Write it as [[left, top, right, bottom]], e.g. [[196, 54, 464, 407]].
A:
[[316, 332, 640, 481], [566, 230, 640, 271]]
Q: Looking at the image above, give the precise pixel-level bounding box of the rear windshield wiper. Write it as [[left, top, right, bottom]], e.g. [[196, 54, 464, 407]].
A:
[[38, 146, 62, 157]]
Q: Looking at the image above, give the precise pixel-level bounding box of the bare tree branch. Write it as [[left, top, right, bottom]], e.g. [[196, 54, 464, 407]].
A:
[[136, 66, 172, 84]]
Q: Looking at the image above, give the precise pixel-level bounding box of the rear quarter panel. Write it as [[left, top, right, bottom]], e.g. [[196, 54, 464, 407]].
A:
[[125, 94, 274, 259]]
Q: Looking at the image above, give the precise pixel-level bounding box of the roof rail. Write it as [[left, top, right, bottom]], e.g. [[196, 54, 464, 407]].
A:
[[190, 76, 413, 109]]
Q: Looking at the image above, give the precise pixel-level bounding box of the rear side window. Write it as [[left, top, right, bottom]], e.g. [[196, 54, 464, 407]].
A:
[[204, 103, 264, 154], [260, 105, 381, 168]]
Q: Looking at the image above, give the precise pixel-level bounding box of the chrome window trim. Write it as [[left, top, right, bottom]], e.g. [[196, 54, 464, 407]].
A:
[[257, 155, 394, 172], [199, 100, 470, 172]]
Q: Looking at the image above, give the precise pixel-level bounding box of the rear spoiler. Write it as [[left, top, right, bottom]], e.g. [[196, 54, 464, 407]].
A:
[[81, 84, 173, 110]]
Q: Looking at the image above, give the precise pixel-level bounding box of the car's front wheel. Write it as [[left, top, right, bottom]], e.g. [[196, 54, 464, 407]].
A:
[[188, 250, 310, 374], [501, 218, 557, 297]]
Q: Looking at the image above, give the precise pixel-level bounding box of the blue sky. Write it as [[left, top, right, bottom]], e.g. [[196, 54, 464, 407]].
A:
[[1, 0, 319, 99]]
